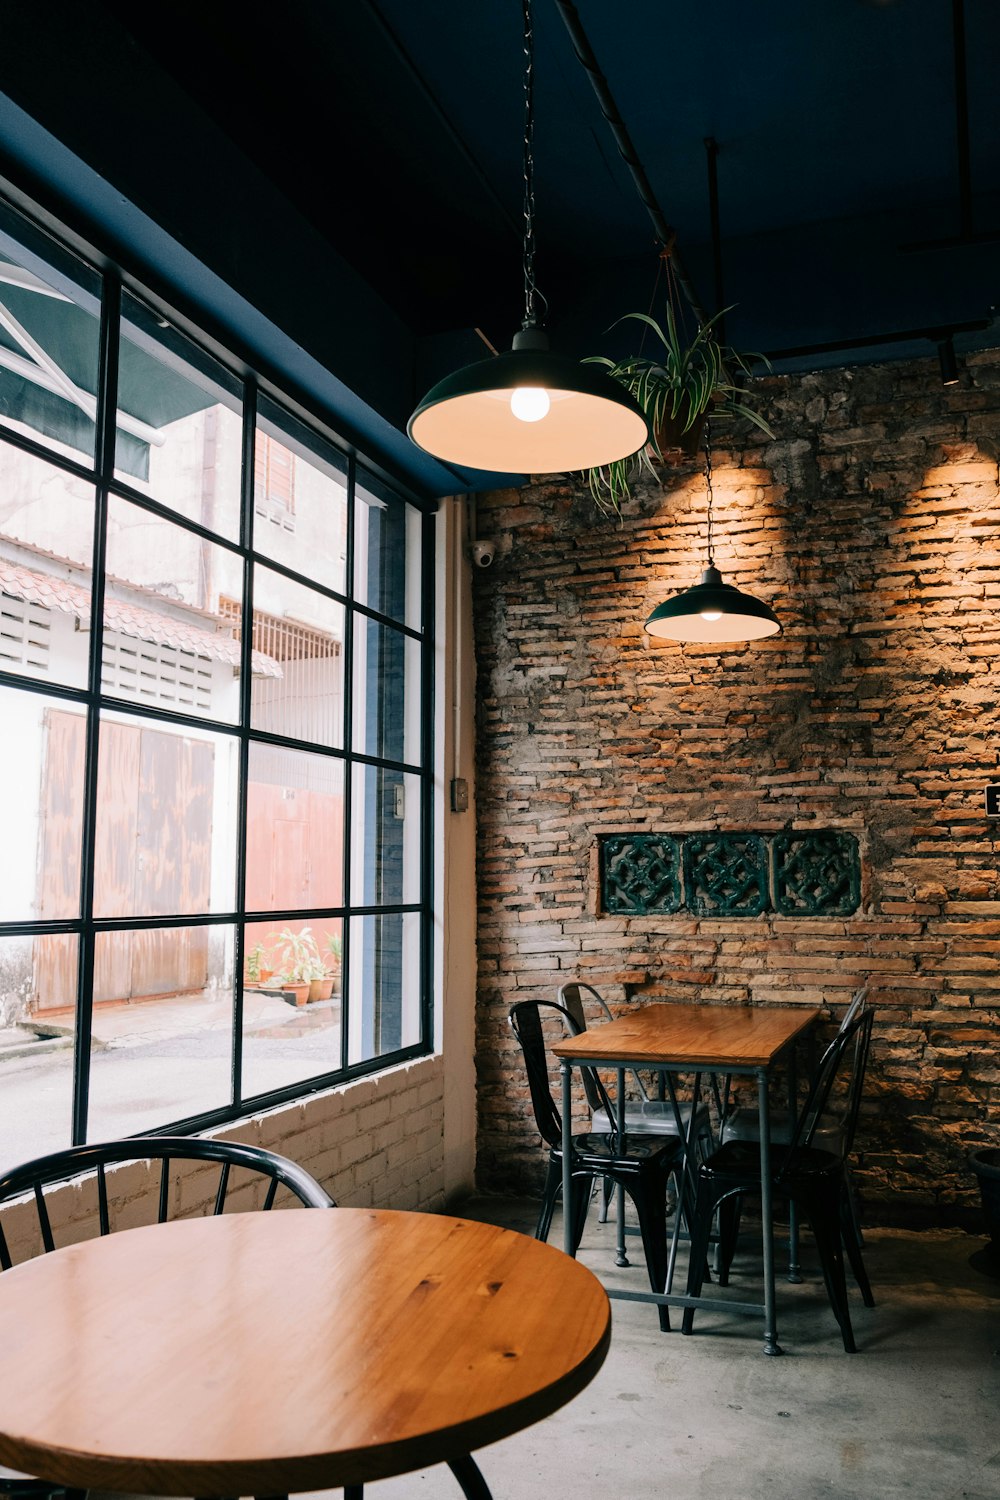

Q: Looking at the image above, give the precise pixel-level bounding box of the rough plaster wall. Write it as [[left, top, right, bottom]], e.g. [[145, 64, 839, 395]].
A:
[[0, 1056, 445, 1262], [472, 351, 1000, 1229]]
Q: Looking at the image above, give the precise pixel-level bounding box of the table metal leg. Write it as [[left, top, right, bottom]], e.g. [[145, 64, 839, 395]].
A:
[[757, 1067, 782, 1356], [786, 1049, 802, 1283], [448, 1454, 494, 1500], [615, 1067, 629, 1266], [560, 1059, 574, 1256], [665, 1069, 702, 1294]]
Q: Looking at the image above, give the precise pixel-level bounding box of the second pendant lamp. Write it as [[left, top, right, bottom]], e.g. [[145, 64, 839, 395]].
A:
[[644, 434, 781, 645], [407, 0, 649, 476]]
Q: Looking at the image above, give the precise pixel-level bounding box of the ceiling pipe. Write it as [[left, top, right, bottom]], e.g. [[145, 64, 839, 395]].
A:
[[550, 0, 710, 330], [364, 0, 521, 240], [952, 0, 973, 241], [704, 137, 726, 345], [764, 315, 991, 364]]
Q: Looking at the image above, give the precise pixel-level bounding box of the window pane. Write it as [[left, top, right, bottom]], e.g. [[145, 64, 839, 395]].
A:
[[104, 496, 244, 723], [351, 767, 421, 907], [0, 690, 85, 921], [0, 200, 101, 466], [254, 396, 347, 595], [352, 618, 421, 763], [249, 564, 345, 748], [0, 933, 77, 1172], [346, 911, 421, 1065], [87, 924, 234, 1136], [93, 712, 239, 920], [245, 743, 343, 914], [116, 292, 243, 537], [354, 477, 421, 629], [241, 917, 342, 1100], [0, 441, 95, 689]]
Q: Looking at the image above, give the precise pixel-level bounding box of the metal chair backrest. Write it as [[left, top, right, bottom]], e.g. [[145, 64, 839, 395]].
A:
[[0, 1136, 335, 1271], [784, 1007, 874, 1178], [509, 1000, 618, 1148], [839, 985, 869, 1033], [557, 981, 651, 1105]]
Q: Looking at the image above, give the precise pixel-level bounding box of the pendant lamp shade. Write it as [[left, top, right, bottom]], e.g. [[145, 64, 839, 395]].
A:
[[406, 1, 649, 476], [408, 327, 650, 474], [645, 564, 781, 643]]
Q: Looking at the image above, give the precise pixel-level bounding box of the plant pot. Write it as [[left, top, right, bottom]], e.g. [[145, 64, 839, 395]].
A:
[[653, 409, 705, 464], [970, 1149, 1000, 1252], [281, 982, 310, 1008], [308, 977, 334, 1002]]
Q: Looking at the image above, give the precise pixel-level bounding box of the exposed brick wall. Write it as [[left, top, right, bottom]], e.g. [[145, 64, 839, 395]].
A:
[[472, 350, 1000, 1230], [0, 1057, 445, 1262]]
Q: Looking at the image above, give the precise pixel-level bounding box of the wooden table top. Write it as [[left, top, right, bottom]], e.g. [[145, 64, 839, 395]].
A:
[[0, 1209, 611, 1496], [551, 1002, 821, 1070]]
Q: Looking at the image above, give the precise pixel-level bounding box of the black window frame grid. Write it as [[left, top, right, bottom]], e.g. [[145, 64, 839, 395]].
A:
[[0, 197, 435, 1148]]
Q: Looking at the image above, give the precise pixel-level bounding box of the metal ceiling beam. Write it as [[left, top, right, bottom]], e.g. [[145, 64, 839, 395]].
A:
[[550, 0, 710, 329]]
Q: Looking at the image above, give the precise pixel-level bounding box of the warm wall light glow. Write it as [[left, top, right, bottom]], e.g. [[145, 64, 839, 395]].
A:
[[510, 386, 550, 422]]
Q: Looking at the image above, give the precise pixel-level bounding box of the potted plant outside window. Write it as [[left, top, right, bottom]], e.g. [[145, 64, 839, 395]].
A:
[[326, 932, 343, 996], [583, 305, 773, 515], [244, 943, 273, 988], [269, 926, 325, 1007]]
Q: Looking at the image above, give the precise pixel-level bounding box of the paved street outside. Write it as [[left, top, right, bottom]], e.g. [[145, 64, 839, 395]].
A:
[[0, 989, 342, 1172]]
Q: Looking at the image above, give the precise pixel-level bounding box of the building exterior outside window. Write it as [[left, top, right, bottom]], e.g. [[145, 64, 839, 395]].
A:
[[0, 194, 433, 1169]]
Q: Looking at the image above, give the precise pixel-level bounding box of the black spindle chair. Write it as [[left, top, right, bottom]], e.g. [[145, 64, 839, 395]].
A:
[[0, 1136, 335, 1500], [509, 999, 684, 1331]]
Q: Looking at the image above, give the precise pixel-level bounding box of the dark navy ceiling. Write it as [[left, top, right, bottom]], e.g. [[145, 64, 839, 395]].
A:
[[0, 0, 997, 497]]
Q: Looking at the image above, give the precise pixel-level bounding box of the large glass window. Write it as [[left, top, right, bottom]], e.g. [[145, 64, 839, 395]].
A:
[[0, 198, 432, 1169]]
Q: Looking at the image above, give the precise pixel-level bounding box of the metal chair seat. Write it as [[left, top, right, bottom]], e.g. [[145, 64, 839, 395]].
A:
[[721, 1107, 846, 1156], [592, 1097, 713, 1138]]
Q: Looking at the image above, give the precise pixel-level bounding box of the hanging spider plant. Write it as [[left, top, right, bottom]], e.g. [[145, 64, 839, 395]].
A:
[[582, 305, 773, 516]]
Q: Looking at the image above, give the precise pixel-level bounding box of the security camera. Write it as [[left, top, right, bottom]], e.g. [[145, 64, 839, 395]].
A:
[[470, 540, 495, 569]]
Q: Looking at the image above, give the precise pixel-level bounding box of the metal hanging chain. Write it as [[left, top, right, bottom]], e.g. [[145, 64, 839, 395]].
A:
[[521, 0, 542, 329], [703, 424, 715, 566]]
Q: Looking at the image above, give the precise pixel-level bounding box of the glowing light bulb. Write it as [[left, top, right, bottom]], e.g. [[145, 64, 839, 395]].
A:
[[700, 609, 723, 622], [510, 386, 550, 423]]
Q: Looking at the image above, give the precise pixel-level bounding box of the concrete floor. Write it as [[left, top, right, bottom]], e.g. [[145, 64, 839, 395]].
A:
[[344, 1194, 1000, 1500]]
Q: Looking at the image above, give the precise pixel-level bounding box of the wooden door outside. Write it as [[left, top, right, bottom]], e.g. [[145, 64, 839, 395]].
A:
[[34, 711, 213, 1010]]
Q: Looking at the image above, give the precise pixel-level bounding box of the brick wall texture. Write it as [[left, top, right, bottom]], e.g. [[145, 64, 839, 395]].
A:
[[472, 350, 1000, 1230]]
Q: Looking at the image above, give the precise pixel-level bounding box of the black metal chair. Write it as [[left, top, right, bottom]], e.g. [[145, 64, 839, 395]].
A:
[[509, 999, 683, 1331], [682, 1006, 874, 1352], [557, 980, 714, 1245], [0, 1136, 335, 1500], [557, 980, 714, 1145], [718, 986, 872, 1271]]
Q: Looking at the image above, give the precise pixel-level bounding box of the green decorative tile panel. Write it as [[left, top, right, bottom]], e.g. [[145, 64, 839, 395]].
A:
[[683, 833, 770, 917], [599, 830, 862, 918], [771, 831, 861, 916], [601, 834, 682, 915]]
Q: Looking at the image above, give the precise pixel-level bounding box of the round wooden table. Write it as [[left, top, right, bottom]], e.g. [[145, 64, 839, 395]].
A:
[[0, 1208, 611, 1497]]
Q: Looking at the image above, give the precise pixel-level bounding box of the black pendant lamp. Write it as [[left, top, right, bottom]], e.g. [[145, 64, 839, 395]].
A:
[[644, 435, 781, 645], [407, 0, 649, 475]]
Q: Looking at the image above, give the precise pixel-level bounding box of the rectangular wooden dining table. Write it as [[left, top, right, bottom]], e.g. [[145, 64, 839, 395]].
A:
[[552, 1001, 821, 1355]]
